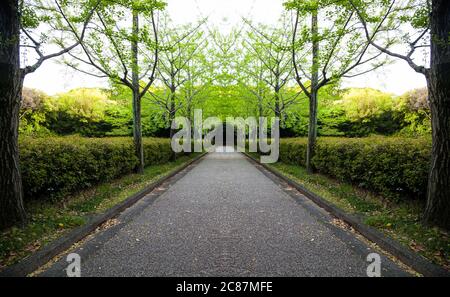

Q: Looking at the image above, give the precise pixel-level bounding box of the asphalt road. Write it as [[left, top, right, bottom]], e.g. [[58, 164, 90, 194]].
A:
[[39, 150, 410, 277]]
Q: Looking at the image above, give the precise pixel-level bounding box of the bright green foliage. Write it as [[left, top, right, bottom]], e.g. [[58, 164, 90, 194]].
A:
[[44, 88, 115, 136], [17, 1, 432, 140], [340, 88, 395, 120], [63, 0, 166, 84], [395, 88, 431, 136], [351, 0, 430, 30], [109, 83, 169, 136], [19, 0, 104, 77], [278, 137, 431, 200], [241, 15, 295, 125], [285, 0, 387, 90], [335, 88, 402, 136], [19, 137, 178, 201], [151, 17, 209, 125], [19, 86, 431, 138], [19, 88, 52, 136], [284, 85, 344, 136], [283, 87, 410, 137], [347, 0, 430, 72], [19, 86, 171, 137]]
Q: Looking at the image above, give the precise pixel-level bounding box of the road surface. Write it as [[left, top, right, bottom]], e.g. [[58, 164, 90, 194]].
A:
[[39, 150, 409, 277]]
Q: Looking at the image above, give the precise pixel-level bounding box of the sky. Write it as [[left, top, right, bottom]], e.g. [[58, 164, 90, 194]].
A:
[[23, 0, 427, 95]]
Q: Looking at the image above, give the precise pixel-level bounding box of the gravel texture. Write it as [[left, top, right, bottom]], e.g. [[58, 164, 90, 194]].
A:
[[40, 151, 410, 277]]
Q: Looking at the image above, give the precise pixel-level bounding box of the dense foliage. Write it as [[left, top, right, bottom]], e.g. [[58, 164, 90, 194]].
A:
[[19, 137, 177, 201], [19, 86, 169, 137], [278, 137, 431, 200], [282, 86, 431, 137], [20, 86, 431, 138]]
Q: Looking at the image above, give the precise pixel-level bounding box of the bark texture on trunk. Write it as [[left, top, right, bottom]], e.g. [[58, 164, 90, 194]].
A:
[[258, 101, 264, 119], [131, 10, 144, 174], [306, 90, 318, 173], [424, 0, 450, 229], [169, 98, 177, 160], [0, 0, 27, 229], [169, 86, 177, 140], [274, 89, 281, 120], [132, 88, 144, 173], [186, 105, 192, 124], [306, 10, 319, 174]]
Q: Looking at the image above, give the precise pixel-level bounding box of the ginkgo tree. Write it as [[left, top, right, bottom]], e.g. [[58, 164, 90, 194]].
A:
[[178, 47, 215, 123], [285, 0, 387, 173], [150, 18, 206, 138], [237, 56, 271, 119], [0, 0, 100, 228], [64, 0, 166, 173], [348, 0, 450, 229], [243, 16, 298, 127]]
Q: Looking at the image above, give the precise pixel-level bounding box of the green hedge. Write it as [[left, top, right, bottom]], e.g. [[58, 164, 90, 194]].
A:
[[19, 137, 177, 201], [279, 137, 431, 200]]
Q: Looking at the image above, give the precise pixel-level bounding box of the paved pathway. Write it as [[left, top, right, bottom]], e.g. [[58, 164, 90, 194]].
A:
[[40, 151, 409, 276]]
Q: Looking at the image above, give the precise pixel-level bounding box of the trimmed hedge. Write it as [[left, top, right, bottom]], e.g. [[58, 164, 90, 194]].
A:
[[279, 137, 431, 200], [19, 137, 177, 201]]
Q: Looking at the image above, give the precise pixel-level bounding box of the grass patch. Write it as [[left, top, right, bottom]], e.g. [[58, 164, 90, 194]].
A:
[[266, 160, 449, 270], [0, 154, 199, 270]]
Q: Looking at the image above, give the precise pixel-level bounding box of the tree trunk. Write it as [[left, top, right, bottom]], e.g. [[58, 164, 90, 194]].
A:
[[423, 0, 450, 229], [169, 91, 176, 139], [306, 9, 319, 174], [258, 100, 264, 119], [258, 65, 264, 119], [274, 88, 281, 119], [186, 104, 192, 124], [306, 90, 318, 173], [169, 90, 177, 160], [0, 0, 27, 229], [131, 10, 144, 174]]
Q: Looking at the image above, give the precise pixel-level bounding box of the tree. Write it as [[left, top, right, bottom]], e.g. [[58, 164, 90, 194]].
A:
[[208, 28, 256, 118], [349, 0, 450, 229], [0, 0, 99, 229], [244, 17, 298, 126], [237, 58, 271, 119], [150, 19, 205, 138], [64, 0, 165, 173], [285, 0, 386, 173], [179, 54, 214, 123]]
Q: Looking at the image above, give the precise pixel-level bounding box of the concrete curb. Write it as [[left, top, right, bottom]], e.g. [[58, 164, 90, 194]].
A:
[[243, 152, 449, 277], [0, 153, 207, 277]]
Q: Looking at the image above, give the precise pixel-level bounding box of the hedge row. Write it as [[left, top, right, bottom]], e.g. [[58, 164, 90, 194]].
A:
[[19, 136, 178, 201], [278, 137, 432, 200]]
